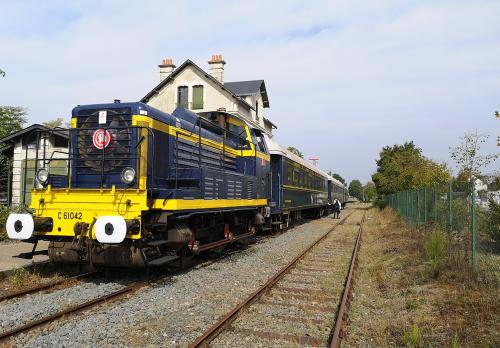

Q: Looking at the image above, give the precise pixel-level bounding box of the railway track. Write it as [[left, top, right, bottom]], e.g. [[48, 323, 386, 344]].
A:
[[0, 211, 360, 345], [0, 233, 274, 344], [189, 209, 365, 348], [0, 270, 98, 302], [0, 278, 151, 342]]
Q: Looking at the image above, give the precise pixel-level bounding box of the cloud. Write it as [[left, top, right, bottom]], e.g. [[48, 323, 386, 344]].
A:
[[0, 0, 499, 182]]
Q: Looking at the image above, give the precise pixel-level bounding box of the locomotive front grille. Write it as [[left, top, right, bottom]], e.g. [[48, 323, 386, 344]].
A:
[[73, 108, 137, 188]]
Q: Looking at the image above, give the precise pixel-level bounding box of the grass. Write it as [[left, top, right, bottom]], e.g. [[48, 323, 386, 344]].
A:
[[341, 207, 500, 348], [6, 267, 43, 288], [425, 229, 448, 278], [402, 324, 422, 348]]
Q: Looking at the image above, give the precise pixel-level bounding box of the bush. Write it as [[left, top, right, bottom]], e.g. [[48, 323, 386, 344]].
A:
[[425, 229, 448, 278], [375, 197, 387, 210], [0, 204, 9, 241], [483, 197, 500, 244]]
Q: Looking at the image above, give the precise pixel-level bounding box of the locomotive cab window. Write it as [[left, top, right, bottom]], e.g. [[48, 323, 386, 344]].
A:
[[253, 130, 267, 153]]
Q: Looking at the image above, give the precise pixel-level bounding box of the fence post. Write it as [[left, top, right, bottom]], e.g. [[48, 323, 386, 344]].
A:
[[434, 185, 438, 223], [423, 187, 427, 225], [470, 178, 477, 270], [406, 191, 410, 219], [448, 181, 452, 231], [417, 189, 421, 225]]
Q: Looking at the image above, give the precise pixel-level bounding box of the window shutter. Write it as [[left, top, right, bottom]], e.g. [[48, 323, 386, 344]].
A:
[[177, 86, 189, 108], [192, 85, 204, 109]]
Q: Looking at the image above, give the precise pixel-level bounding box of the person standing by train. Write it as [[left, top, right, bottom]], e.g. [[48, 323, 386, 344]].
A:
[[333, 198, 341, 219]]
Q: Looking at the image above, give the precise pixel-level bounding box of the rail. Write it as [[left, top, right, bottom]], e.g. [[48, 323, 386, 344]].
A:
[[188, 210, 356, 347]]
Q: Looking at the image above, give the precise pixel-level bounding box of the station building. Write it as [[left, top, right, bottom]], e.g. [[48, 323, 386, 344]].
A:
[[0, 55, 276, 206]]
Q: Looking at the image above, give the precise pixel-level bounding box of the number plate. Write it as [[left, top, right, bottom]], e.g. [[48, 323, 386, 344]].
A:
[[57, 212, 83, 220]]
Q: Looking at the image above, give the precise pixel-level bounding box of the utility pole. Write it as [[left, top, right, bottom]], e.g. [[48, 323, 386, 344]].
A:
[[496, 111, 499, 146], [309, 157, 320, 166]]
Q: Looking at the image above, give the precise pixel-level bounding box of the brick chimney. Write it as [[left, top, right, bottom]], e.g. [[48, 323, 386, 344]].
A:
[[208, 54, 226, 83], [158, 58, 176, 82]]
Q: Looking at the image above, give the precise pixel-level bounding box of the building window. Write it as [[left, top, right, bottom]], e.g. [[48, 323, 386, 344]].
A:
[[255, 101, 259, 121], [177, 86, 189, 109], [192, 85, 204, 109], [53, 136, 68, 148]]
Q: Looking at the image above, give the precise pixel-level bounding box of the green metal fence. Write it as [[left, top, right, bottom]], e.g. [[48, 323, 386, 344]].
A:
[[385, 179, 500, 286]]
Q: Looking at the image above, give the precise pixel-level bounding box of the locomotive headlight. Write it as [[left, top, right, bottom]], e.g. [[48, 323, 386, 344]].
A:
[[36, 168, 49, 185], [121, 167, 136, 185]]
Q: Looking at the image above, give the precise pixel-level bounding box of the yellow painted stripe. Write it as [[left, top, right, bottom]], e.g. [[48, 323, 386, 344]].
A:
[[131, 115, 270, 161], [152, 198, 267, 210], [282, 185, 328, 194]]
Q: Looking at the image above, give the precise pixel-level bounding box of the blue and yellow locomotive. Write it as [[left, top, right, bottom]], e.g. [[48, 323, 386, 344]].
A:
[[6, 102, 346, 267]]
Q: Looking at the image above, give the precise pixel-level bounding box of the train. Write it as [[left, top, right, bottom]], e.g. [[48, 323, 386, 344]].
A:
[[6, 102, 347, 267]]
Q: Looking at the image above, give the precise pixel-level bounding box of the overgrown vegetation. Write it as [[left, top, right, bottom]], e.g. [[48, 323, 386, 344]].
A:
[[402, 324, 422, 348], [425, 229, 448, 278], [7, 267, 42, 288], [342, 208, 499, 348], [0, 204, 9, 240]]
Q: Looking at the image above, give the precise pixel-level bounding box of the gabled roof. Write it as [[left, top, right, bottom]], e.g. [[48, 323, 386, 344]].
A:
[[224, 80, 270, 108], [0, 124, 69, 145], [0, 124, 69, 155], [140, 59, 254, 110]]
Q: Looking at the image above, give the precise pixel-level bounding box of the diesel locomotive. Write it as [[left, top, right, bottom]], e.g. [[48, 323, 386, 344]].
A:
[[6, 102, 347, 267]]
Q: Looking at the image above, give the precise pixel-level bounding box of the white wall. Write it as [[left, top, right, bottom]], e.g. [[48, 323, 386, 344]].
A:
[[146, 66, 272, 135]]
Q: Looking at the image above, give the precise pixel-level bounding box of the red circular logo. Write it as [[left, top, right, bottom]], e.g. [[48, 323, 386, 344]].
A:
[[92, 129, 112, 149]]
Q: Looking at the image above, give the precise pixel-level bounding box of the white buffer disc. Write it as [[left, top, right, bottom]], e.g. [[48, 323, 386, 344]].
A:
[[6, 214, 34, 240], [95, 216, 127, 244]]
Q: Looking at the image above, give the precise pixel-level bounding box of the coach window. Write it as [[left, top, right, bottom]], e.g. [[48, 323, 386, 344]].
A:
[[192, 85, 204, 109], [177, 86, 189, 109]]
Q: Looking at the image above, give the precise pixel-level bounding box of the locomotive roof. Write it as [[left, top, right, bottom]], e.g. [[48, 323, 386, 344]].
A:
[[72, 102, 174, 123]]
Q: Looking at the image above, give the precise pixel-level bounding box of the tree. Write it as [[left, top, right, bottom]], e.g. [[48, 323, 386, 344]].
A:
[[372, 141, 450, 195], [0, 106, 28, 197], [42, 118, 64, 129], [328, 172, 345, 184], [287, 146, 303, 158], [348, 179, 363, 200], [0, 106, 27, 139], [0, 69, 5, 77], [450, 131, 498, 179], [363, 182, 377, 202]]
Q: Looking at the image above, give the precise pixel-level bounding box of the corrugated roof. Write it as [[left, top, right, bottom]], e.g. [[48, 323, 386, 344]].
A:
[[0, 124, 69, 144], [224, 80, 270, 108]]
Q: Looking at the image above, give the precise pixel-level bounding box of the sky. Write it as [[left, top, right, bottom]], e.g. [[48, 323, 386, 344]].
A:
[[1, 0, 499, 183]]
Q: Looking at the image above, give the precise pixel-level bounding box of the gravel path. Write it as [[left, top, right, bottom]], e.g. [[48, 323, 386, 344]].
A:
[[14, 208, 354, 347]]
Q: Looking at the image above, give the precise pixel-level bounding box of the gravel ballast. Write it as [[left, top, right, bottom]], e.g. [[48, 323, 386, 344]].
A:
[[13, 210, 353, 347]]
